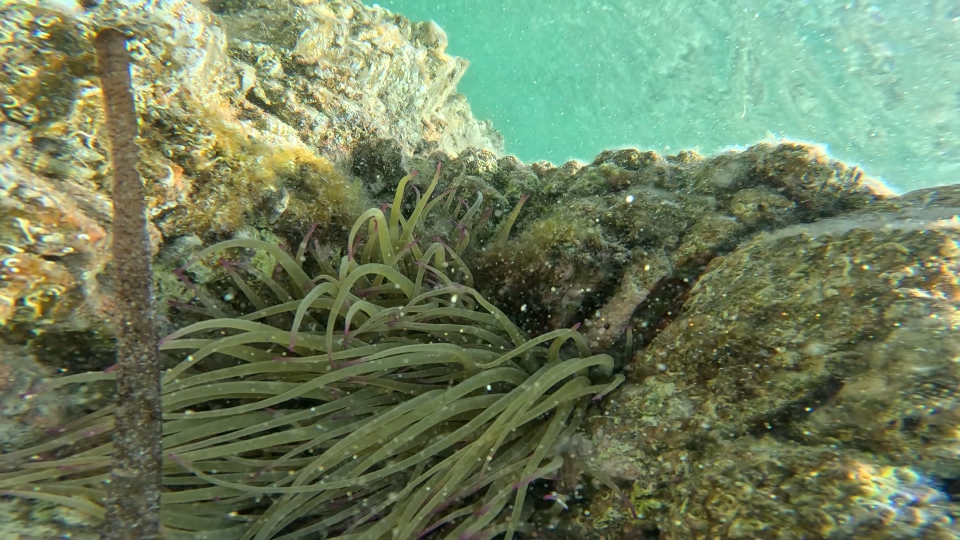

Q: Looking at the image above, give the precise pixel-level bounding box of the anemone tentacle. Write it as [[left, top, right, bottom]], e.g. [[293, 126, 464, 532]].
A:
[[0, 164, 622, 540]]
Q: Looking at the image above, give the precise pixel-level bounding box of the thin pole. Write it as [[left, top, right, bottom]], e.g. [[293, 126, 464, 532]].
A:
[[94, 27, 163, 540]]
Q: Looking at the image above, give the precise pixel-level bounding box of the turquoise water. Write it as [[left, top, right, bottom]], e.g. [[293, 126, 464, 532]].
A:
[[380, 0, 960, 192]]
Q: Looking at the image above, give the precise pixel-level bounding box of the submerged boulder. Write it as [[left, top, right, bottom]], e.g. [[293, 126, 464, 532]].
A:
[[562, 183, 960, 539]]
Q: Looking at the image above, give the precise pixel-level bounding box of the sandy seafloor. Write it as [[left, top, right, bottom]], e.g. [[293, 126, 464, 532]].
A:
[[380, 0, 960, 193]]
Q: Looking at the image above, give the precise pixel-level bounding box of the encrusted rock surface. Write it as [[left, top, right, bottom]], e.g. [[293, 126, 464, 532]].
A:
[[456, 142, 887, 347], [0, 344, 64, 451], [318, 139, 960, 539], [552, 184, 960, 539], [0, 0, 500, 332]]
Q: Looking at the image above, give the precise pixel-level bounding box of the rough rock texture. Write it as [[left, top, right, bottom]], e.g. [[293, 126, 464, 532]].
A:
[[0, 337, 114, 473], [0, 344, 64, 451], [0, 0, 500, 332], [0, 160, 109, 326], [0, 496, 98, 540], [552, 184, 960, 539], [457, 142, 887, 348], [212, 0, 503, 158]]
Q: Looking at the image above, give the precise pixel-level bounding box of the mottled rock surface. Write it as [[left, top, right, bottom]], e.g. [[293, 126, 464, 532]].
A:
[[445, 142, 886, 348], [558, 184, 960, 539], [0, 0, 500, 332]]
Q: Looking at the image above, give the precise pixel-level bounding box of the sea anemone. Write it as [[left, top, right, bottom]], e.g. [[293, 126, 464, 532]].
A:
[[0, 163, 623, 540]]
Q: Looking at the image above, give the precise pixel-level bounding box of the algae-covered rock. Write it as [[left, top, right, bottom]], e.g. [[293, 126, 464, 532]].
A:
[[575, 184, 960, 538], [0, 497, 98, 540], [0, 160, 109, 327], [381, 141, 888, 355], [540, 438, 959, 540], [666, 439, 958, 539], [0, 343, 64, 451], [0, 0, 499, 333]]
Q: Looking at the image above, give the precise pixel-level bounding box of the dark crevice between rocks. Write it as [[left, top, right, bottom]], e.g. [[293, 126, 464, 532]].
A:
[[206, 0, 256, 15], [629, 255, 712, 352], [350, 137, 407, 200], [937, 477, 960, 502], [747, 375, 846, 440], [245, 88, 281, 119], [29, 329, 115, 373]]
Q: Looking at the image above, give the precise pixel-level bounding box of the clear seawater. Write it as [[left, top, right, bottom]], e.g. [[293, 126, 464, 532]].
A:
[[380, 0, 960, 192]]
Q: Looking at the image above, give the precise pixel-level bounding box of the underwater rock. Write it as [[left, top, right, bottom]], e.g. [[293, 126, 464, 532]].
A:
[[0, 496, 98, 539], [541, 440, 960, 540], [575, 183, 960, 538], [0, 343, 65, 452], [388, 141, 887, 353], [1, 158, 624, 540], [2, 127, 958, 537], [664, 438, 959, 539], [0, 0, 499, 331], [215, 0, 503, 158]]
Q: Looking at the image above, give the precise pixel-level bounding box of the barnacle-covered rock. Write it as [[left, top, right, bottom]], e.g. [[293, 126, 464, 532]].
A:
[[218, 0, 502, 158]]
